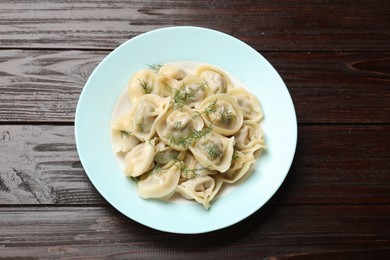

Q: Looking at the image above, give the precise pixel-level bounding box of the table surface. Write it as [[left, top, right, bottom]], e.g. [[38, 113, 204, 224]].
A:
[[1, 0, 389, 259]]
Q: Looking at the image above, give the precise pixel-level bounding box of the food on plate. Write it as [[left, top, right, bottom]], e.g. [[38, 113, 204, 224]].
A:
[[112, 63, 264, 209]]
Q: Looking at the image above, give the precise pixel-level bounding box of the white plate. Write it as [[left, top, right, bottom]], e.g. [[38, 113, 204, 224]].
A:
[[75, 26, 297, 234]]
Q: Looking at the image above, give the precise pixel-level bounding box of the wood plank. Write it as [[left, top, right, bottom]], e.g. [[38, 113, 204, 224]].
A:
[[1, 50, 389, 123], [0, 0, 389, 51], [0, 125, 102, 204], [0, 205, 389, 258], [0, 125, 389, 205]]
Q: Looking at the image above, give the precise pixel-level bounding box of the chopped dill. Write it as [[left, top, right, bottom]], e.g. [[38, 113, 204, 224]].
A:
[[232, 149, 240, 162], [167, 125, 213, 149], [147, 63, 163, 73], [151, 163, 164, 175], [192, 99, 217, 120], [196, 80, 209, 90], [120, 130, 132, 138], [205, 99, 218, 115], [218, 107, 234, 125], [175, 161, 200, 179], [130, 176, 140, 182], [154, 151, 180, 165], [136, 122, 145, 133], [174, 121, 182, 129], [138, 79, 152, 94], [206, 143, 222, 159], [171, 82, 207, 110]]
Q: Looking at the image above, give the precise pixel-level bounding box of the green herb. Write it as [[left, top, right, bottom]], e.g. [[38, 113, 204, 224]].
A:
[[130, 176, 140, 182], [192, 99, 217, 120], [205, 99, 217, 115], [167, 125, 213, 149], [138, 79, 152, 94], [174, 121, 182, 129], [175, 161, 201, 179], [218, 107, 234, 125], [154, 151, 180, 165], [206, 143, 222, 159], [147, 63, 163, 73], [136, 122, 145, 133], [196, 80, 209, 90], [232, 149, 240, 162], [171, 82, 207, 110], [120, 130, 132, 138]]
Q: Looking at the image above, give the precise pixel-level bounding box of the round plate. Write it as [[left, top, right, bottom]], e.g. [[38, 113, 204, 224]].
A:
[[75, 26, 297, 234]]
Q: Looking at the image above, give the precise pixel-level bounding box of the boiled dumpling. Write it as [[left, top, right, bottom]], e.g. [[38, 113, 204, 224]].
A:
[[218, 150, 255, 184], [124, 141, 155, 177], [156, 105, 204, 151], [234, 121, 264, 153], [173, 75, 210, 108], [176, 175, 223, 209], [190, 131, 235, 172], [228, 88, 263, 123], [129, 94, 170, 141], [137, 162, 181, 199], [111, 113, 140, 153], [158, 64, 187, 80], [196, 65, 231, 94], [197, 93, 243, 136], [154, 139, 186, 168]]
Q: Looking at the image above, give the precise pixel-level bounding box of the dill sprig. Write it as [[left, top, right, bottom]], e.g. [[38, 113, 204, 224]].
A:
[[147, 63, 163, 73], [167, 125, 213, 149], [138, 79, 152, 94], [207, 143, 222, 159], [232, 149, 240, 162], [154, 151, 180, 165], [174, 121, 182, 129], [218, 107, 234, 125], [192, 99, 217, 120], [175, 161, 201, 179], [136, 122, 145, 133], [120, 130, 132, 138], [172, 81, 208, 110]]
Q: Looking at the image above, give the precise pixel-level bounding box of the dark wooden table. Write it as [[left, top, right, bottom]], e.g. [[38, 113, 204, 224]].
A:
[[1, 1, 389, 259]]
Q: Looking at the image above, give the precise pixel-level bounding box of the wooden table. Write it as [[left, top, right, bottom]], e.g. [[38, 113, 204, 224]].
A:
[[1, 1, 389, 258]]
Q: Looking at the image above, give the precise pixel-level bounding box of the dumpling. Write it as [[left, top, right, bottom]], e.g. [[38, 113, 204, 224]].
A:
[[196, 65, 231, 94], [158, 64, 187, 80], [124, 141, 155, 177], [127, 69, 157, 103], [172, 75, 210, 109], [111, 113, 140, 153], [234, 121, 264, 153], [154, 139, 186, 168], [178, 152, 217, 180], [137, 162, 181, 199], [176, 175, 223, 209], [197, 93, 243, 136], [218, 150, 255, 184], [156, 105, 204, 151], [190, 131, 235, 172], [228, 88, 263, 123], [129, 94, 170, 141], [155, 74, 181, 97]]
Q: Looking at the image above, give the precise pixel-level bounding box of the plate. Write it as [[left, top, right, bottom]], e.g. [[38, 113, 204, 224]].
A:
[[75, 26, 297, 234]]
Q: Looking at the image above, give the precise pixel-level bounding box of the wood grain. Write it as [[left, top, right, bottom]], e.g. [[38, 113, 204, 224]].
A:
[[0, 50, 389, 123], [1, 125, 389, 205], [0, 0, 389, 51], [0, 205, 389, 258], [0, 125, 102, 205]]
